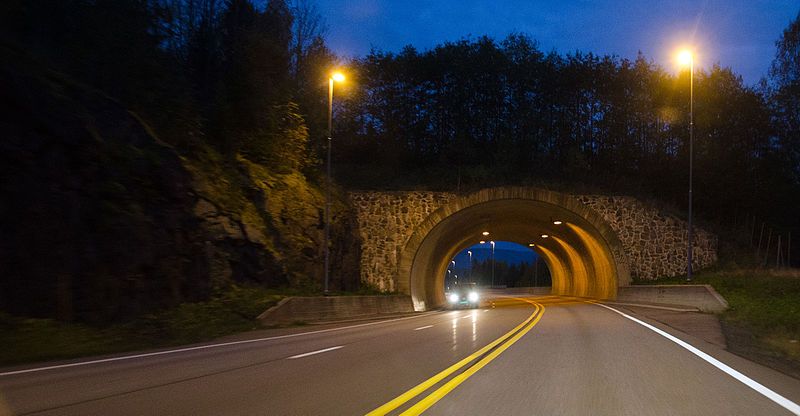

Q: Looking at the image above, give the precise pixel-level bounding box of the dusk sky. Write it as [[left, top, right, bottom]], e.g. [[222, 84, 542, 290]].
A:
[[315, 0, 798, 85]]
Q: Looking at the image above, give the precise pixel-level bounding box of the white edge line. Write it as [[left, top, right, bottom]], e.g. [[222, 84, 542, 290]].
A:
[[593, 302, 800, 415], [413, 325, 434, 331], [287, 346, 343, 360], [0, 311, 440, 377]]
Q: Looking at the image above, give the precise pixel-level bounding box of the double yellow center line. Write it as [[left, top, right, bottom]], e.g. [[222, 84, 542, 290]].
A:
[[366, 298, 545, 415]]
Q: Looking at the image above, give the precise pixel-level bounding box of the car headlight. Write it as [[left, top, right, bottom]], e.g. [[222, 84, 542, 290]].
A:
[[468, 292, 479, 302], [449, 293, 459, 303]]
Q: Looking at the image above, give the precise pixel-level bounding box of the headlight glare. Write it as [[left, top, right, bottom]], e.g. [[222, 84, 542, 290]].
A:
[[449, 293, 459, 303], [468, 292, 479, 302]]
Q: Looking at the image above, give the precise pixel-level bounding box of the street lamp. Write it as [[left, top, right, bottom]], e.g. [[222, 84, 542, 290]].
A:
[[467, 250, 473, 283], [324, 71, 345, 295], [677, 49, 694, 282], [490, 241, 496, 287]]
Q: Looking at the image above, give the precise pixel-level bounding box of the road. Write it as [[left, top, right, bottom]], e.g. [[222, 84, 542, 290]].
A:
[[1, 295, 799, 415]]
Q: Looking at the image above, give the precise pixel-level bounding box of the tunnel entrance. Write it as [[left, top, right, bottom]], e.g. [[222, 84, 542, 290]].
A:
[[443, 241, 551, 292], [397, 188, 629, 311]]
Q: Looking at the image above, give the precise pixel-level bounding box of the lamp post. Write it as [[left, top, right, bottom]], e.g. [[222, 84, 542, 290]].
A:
[[490, 241, 496, 287], [678, 50, 694, 282], [324, 71, 345, 295], [467, 250, 472, 283]]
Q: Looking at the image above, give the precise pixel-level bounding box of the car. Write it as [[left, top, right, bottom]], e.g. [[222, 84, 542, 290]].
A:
[[446, 283, 480, 309]]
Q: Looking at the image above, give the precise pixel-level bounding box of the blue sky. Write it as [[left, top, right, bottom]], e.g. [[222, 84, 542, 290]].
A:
[[314, 0, 798, 85], [452, 241, 538, 270]]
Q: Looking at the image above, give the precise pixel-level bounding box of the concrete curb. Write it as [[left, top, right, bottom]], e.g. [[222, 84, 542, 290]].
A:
[[306, 311, 433, 325], [616, 284, 729, 313], [258, 295, 415, 325], [257, 297, 292, 321], [601, 301, 700, 312]]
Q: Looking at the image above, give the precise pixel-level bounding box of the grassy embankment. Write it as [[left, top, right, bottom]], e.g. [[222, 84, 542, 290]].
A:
[[0, 285, 283, 366], [0, 284, 391, 367], [640, 268, 800, 373]]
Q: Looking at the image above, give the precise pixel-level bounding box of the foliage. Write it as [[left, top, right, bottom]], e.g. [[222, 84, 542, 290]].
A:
[[769, 11, 800, 185], [459, 258, 551, 288], [0, 285, 283, 366], [0, 0, 355, 326], [335, 33, 800, 253], [639, 268, 800, 364]]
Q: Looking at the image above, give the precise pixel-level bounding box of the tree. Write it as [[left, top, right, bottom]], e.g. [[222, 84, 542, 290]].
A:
[[770, 12, 800, 184]]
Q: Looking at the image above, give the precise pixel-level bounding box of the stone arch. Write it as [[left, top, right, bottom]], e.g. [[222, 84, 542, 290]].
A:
[[396, 187, 630, 310]]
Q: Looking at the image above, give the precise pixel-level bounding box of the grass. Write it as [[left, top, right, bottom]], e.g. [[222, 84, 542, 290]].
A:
[[0, 283, 395, 367], [0, 285, 284, 367], [637, 268, 800, 371]]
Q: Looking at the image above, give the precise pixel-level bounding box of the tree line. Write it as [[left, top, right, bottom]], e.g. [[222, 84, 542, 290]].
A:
[[1, 0, 337, 173], [334, 19, 800, 246], [0, 0, 350, 321], [3, 1, 795, 232], [447, 257, 552, 288]]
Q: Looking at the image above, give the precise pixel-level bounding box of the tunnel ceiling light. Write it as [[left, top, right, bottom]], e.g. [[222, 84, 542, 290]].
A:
[[528, 243, 535, 247], [479, 240, 486, 244], [553, 220, 563, 225], [482, 231, 490, 236], [541, 234, 549, 238]]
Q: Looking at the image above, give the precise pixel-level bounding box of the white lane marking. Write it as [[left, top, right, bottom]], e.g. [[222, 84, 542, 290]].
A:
[[0, 312, 441, 377], [594, 302, 800, 415], [414, 325, 433, 331], [287, 346, 343, 360]]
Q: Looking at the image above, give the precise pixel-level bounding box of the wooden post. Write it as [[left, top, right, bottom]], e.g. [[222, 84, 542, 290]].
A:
[[776, 235, 782, 268], [764, 228, 772, 268]]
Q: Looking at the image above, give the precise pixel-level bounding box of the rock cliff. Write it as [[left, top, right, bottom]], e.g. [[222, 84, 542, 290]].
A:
[[0, 46, 359, 323]]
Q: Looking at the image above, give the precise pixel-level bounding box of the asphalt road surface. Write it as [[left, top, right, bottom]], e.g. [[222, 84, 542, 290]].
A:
[[2, 295, 800, 415]]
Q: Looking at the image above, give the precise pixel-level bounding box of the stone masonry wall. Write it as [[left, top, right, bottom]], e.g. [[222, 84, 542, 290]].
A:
[[349, 192, 457, 291], [349, 191, 717, 291], [575, 196, 717, 280]]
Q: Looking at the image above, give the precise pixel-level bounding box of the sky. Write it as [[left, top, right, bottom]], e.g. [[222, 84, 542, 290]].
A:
[[452, 241, 538, 268], [314, 0, 798, 85]]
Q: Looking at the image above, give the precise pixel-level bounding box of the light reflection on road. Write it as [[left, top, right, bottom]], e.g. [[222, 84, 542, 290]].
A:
[[451, 315, 458, 350], [472, 310, 477, 343]]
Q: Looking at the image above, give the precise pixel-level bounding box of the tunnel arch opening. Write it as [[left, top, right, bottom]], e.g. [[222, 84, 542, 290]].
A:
[[443, 241, 550, 292], [397, 188, 630, 311]]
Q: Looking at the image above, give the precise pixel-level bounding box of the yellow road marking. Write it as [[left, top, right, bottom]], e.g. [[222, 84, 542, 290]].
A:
[[366, 298, 543, 416], [400, 300, 545, 415]]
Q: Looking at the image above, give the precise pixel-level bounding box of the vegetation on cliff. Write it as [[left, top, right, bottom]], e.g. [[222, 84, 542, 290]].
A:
[[0, 0, 359, 325]]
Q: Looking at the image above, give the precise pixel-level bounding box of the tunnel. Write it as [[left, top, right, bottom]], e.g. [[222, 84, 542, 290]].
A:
[[396, 188, 630, 311]]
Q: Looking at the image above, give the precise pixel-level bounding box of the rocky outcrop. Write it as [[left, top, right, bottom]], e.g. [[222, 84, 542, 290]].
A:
[[0, 46, 358, 323]]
